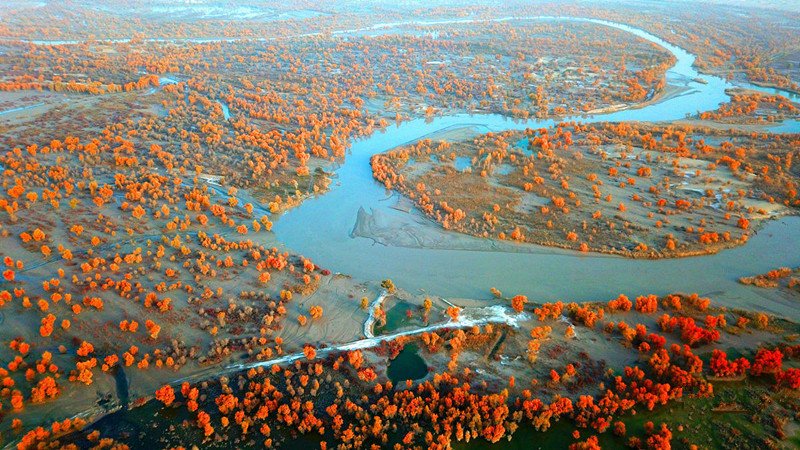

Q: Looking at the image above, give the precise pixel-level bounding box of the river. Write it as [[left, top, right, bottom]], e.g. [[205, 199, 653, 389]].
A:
[[5, 15, 800, 449], [268, 16, 800, 319]]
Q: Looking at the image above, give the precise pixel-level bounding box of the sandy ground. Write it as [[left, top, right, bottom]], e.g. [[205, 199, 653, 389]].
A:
[[0, 265, 386, 435], [371, 127, 793, 258]]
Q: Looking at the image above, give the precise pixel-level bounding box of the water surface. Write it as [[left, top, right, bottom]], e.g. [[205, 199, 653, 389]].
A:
[[271, 17, 800, 318]]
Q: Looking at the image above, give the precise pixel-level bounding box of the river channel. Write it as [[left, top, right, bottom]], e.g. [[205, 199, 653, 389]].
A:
[[270, 16, 800, 319]]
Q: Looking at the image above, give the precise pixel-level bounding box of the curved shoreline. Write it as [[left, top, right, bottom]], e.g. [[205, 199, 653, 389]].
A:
[[269, 15, 800, 316], [363, 289, 389, 338]]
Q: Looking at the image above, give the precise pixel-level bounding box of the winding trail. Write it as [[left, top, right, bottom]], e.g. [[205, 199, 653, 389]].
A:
[[363, 289, 389, 338], [24, 293, 528, 448], [208, 304, 527, 382]]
